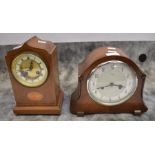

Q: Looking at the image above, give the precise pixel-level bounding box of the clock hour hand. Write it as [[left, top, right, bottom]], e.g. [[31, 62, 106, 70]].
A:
[[111, 83, 125, 89], [22, 61, 33, 72], [117, 84, 124, 89]]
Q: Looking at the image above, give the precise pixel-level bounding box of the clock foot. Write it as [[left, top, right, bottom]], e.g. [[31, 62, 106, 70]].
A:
[[133, 110, 142, 115], [76, 112, 85, 117]]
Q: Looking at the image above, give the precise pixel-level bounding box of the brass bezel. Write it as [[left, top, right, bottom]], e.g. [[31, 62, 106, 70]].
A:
[[11, 52, 48, 87]]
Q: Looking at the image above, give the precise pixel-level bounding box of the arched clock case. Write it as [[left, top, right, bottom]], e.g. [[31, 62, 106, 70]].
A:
[[70, 47, 148, 116]]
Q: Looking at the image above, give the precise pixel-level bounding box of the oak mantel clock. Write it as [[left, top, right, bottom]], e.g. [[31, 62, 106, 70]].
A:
[[70, 47, 148, 116], [5, 36, 64, 115]]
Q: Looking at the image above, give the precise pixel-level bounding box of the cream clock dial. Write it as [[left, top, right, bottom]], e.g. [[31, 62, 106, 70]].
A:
[[87, 60, 138, 106], [11, 53, 48, 87]]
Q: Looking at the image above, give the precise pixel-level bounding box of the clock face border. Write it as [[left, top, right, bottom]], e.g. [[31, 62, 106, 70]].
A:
[[87, 60, 138, 106], [11, 52, 49, 88], [84, 56, 141, 105]]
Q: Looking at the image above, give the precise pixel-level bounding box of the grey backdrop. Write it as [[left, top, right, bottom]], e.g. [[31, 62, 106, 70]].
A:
[[0, 41, 155, 120], [1, 33, 155, 45]]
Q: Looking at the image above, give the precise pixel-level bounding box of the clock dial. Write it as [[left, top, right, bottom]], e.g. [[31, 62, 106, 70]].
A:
[[87, 61, 138, 106], [11, 53, 48, 87]]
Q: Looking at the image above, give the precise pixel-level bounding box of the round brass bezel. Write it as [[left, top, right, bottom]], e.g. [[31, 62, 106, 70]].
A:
[[11, 52, 48, 87]]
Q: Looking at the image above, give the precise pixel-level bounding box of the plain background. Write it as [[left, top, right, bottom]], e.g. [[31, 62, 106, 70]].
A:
[[0, 33, 155, 45]]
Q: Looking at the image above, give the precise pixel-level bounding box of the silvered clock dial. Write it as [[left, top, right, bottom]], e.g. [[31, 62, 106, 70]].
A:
[[11, 53, 48, 87], [87, 60, 138, 106]]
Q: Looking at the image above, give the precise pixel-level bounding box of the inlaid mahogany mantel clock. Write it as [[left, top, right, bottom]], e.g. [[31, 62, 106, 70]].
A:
[[5, 36, 64, 115], [70, 47, 148, 116]]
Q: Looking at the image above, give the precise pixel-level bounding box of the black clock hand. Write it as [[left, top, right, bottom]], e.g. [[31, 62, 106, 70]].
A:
[[111, 83, 124, 89], [97, 84, 111, 90], [22, 61, 33, 72], [118, 84, 124, 89], [97, 83, 124, 90], [29, 61, 33, 71], [97, 86, 105, 90]]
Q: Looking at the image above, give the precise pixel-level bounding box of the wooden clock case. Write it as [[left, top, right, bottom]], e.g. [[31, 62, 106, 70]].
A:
[[70, 47, 148, 116], [5, 36, 64, 115]]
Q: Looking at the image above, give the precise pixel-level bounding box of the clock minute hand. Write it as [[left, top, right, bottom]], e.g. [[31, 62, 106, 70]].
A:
[[97, 83, 115, 90], [97, 83, 124, 90], [97, 84, 111, 90], [29, 61, 33, 71]]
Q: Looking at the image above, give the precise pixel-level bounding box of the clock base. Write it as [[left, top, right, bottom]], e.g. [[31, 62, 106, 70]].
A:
[[70, 94, 148, 116], [70, 105, 148, 116], [13, 90, 64, 115], [71, 108, 148, 116]]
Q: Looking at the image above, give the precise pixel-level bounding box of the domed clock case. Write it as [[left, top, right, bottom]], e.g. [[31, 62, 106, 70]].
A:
[[70, 47, 148, 116], [5, 36, 64, 115]]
